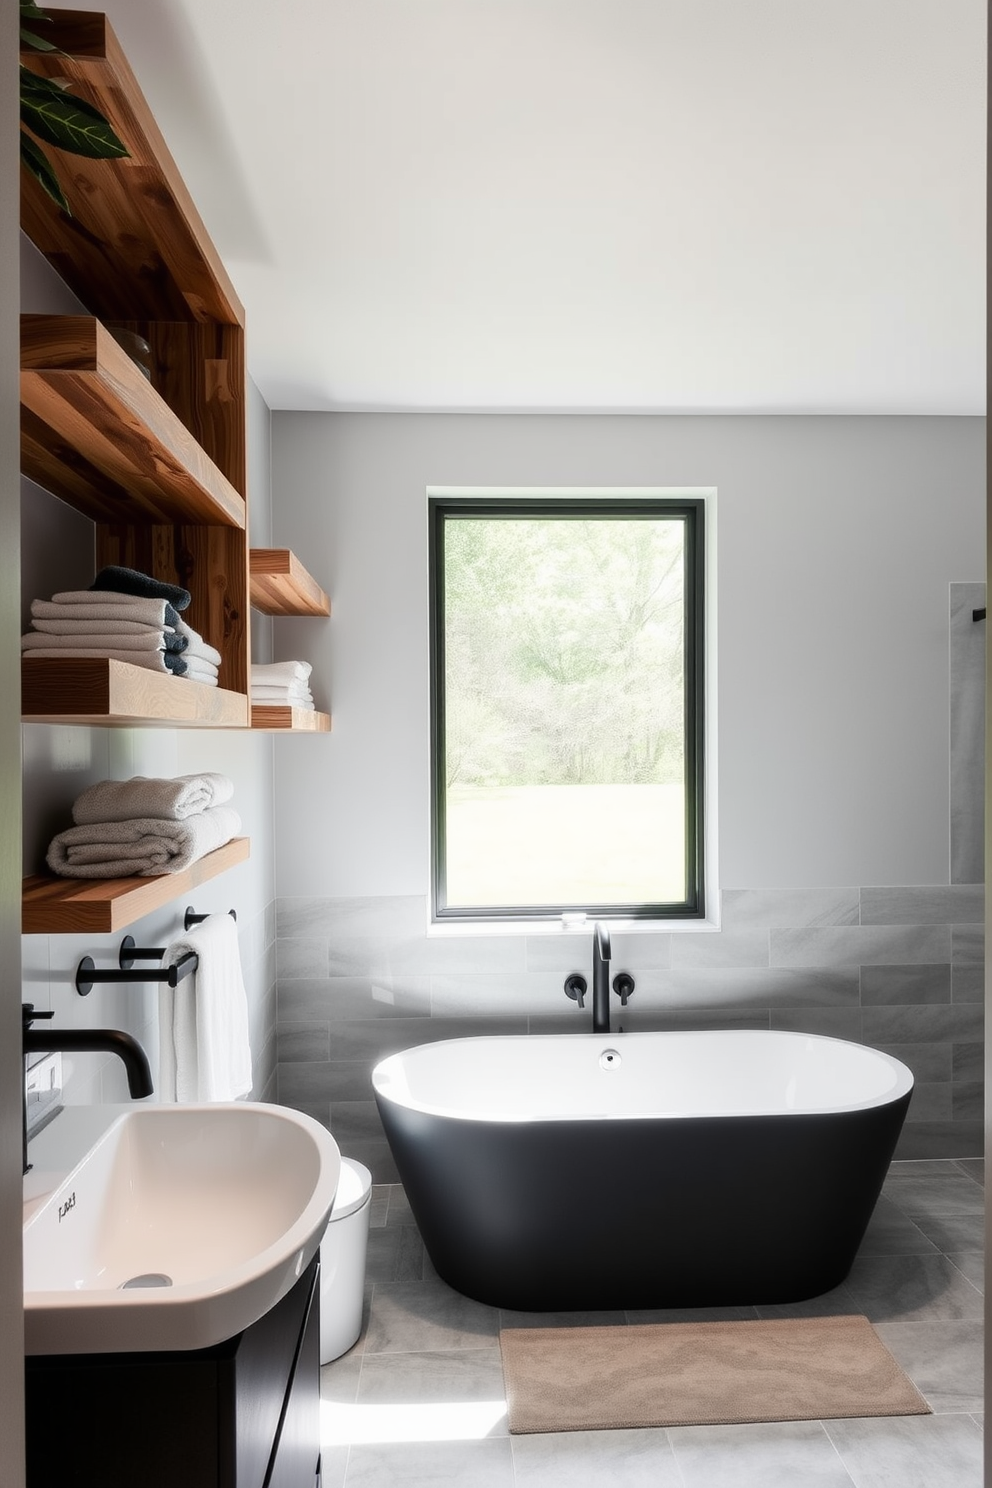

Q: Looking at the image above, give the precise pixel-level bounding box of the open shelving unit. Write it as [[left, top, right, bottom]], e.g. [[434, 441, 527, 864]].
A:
[[20, 9, 259, 928], [249, 548, 332, 732]]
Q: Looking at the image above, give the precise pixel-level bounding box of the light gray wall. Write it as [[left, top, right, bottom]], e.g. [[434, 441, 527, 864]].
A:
[[268, 412, 986, 1175], [20, 237, 279, 1110], [270, 412, 985, 896], [2, 7, 25, 1482]]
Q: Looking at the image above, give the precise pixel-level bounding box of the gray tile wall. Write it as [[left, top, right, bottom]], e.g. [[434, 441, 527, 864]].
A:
[[275, 887, 985, 1178]]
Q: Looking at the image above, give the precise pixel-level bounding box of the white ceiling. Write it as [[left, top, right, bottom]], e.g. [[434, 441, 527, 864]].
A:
[[103, 0, 986, 415]]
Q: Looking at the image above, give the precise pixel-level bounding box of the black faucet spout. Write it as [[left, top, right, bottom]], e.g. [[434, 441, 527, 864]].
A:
[[592, 922, 612, 1034], [22, 1004, 154, 1174]]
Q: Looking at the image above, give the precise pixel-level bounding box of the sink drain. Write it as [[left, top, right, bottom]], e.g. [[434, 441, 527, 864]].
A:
[[119, 1273, 173, 1290]]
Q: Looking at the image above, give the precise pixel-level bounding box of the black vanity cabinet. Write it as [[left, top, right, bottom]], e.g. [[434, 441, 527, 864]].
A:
[[25, 1256, 321, 1488]]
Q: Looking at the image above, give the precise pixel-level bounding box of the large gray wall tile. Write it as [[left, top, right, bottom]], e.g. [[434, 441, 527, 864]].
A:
[[720, 887, 860, 929], [770, 925, 951, 967], [278, 976, 431, 1022], [670, 930, 769, 969], [860, 886, 983, 925], [862, 1005, 983, 1045], [861, 965, 951, 1005], [951, 924, 984, 967], [276, 938, 328, 979], [630, 968, 859, 1009]]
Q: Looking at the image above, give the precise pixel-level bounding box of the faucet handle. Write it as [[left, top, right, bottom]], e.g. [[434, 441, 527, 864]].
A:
[[21, 1003, 54, 1028], [564, 973, 588, 1009], [612, 972, 635, 1007]]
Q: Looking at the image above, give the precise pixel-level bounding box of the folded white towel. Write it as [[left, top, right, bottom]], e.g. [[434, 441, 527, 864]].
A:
[[183, 657, 220, 686], [46, 806, 241, 877], [251, 660, 313, 685], [159, 914, 253, 1103], [36, 595, 171, 625], [72, 773, 235, 825], [29, 617, 177, 639], [22, 631, 165, 653], [173, 617, 222, 667], [250, 684, 314, 702], [22, 646, 174, 673]]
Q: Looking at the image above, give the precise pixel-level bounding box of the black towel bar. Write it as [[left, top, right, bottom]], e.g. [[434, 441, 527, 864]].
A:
[[184, 905, 237, 931], [76, 951, 198, 997]]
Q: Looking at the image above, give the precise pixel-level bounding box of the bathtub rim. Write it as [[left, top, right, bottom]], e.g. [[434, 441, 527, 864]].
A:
[[371, 1027, 914, 1124]]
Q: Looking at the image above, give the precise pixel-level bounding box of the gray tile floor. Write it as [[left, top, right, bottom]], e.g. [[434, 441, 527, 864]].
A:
[[319, 1159, 985, 1487]]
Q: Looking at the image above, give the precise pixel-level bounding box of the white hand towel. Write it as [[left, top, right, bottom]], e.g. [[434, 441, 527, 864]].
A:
[[159, 914, 252, 1103], [46, 806, 241, 877], [22, 646, 174, 672], [22, 631, 166, 653], [251, 660, 313, 685], [173, 617, 222, 667], [72, 773, 235, 825], [35, 595, 170, 625]]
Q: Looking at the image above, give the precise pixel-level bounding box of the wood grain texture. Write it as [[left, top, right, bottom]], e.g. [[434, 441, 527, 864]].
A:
[[22, 658, 248, 727], [97, 523, 250, 695], [249, 550, 331, 616], [250, 707, 331, 733], [21, 316, 246, 526], [20, 11, 243, 326], [23, 838, 251, 934]]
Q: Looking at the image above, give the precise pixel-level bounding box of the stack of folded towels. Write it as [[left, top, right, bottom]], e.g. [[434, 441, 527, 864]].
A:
[[22, 565, 223, 685], [250, 660, 315, 710], [46, 772, 240, 879]]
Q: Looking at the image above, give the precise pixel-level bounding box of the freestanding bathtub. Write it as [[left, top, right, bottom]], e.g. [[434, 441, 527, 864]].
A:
[[372, 1029, 913, 1310]]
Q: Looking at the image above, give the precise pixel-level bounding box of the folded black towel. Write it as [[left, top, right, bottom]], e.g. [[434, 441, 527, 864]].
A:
[[164, 651, 188, 675], [90, 566, 192, 612]]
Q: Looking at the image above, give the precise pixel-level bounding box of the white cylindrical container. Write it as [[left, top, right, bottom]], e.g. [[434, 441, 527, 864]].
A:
[[319, 1156, 372, 1364]]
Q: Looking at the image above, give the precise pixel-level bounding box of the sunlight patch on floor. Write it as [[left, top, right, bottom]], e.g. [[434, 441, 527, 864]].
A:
[[320, 1398, 507, 1446]]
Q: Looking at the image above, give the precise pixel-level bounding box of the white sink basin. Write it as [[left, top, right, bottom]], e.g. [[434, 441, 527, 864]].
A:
[[24, 1103, 340, 1355]]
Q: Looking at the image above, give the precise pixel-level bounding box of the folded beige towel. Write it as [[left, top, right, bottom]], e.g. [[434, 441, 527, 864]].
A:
[[29, 617, 176, 638], [35, 595, 170, 625], [22, 646, 174, 672], [46, 806, 242, 878], [72, 773, 235, 825], [21, 631, 165, 653]]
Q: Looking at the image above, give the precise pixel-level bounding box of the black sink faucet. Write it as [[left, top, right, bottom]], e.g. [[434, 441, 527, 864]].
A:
[[592, 922, 611, 1035], [22, 1003, 154, 1174]]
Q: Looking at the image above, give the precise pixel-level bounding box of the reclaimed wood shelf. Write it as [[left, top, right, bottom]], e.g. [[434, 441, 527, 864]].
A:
[[21, 316, 246, 528], [22, 658, 248, 728], [23, 838, 251, 934], [250, 706, 331, 733], [249, 550, 330, 617], [20, 11, 243, 326]]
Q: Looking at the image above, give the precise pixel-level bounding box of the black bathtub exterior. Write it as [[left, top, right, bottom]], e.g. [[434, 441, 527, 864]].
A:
[[374, 1089, 912, 1310]]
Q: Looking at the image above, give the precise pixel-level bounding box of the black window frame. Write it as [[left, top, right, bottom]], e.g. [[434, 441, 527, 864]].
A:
[[429, 493, 706, 923]]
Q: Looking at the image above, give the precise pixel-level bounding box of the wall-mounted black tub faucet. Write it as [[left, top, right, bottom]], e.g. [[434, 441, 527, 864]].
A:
[[22, 1003, 154, 1174], [592, 922, 612, 1034]]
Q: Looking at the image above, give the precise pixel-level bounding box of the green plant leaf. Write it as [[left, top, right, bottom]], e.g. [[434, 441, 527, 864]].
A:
[[20, 81, 129, 159], [19, 2, 52, 22], [21, 30, 59, 52], [20, 129, 69, 212]]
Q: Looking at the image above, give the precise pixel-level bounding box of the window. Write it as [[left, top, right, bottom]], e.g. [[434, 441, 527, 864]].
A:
[[429, 492, 705, 922]]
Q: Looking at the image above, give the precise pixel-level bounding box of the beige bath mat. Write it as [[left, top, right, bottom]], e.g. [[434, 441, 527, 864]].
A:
[[499, 1314, 930, 1434]]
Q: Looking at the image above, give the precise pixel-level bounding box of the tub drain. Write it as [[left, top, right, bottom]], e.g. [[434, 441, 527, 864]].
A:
[[119, 1273, 172, 1290]]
